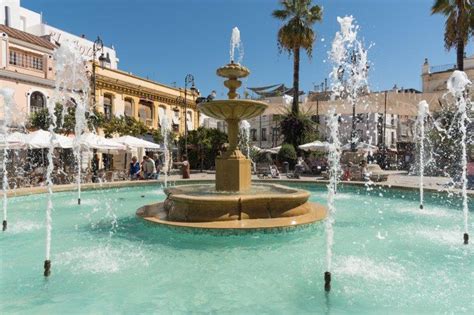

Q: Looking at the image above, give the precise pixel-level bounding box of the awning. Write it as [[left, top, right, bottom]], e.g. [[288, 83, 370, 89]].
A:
[[298, 141, 330, 152], [114, 135, 161, 150], [25, 130, 73, 149]]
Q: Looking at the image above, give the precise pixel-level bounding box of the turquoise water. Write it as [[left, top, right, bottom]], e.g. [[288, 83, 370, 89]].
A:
[[1, 183, 473, 314]]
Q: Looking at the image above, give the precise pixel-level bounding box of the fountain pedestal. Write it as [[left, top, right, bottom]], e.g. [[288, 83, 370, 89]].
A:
[[216, 155, 251, 192]]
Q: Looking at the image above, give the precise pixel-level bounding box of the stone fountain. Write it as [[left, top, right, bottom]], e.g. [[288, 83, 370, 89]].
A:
[[137, 61, 326, 229]]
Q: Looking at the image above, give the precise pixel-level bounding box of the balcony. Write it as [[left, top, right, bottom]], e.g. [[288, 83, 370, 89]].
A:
[[429, 63, 456, 73]]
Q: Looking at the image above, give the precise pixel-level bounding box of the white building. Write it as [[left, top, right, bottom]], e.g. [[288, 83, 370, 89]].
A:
[[1, 0, 119, 69]]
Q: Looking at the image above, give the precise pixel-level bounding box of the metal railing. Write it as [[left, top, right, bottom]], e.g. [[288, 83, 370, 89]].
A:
[[430, 63, 457, 73]]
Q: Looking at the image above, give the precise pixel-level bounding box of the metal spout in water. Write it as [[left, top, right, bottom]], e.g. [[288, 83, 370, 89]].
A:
[[464, 233, 469, 245], [324, 271, 331, 292], [2, 220, 6, 231], [419, 204, 423, 210], [78, 198, 81, 205], [44, 260, 51, 277]]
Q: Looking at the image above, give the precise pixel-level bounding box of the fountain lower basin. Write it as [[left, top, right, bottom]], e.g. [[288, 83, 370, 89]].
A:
[[136, 183, 326, 229]]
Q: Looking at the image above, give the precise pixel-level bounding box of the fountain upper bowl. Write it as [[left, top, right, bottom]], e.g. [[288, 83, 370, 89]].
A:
[[216, 62, 250, 79], [198, 99, 268, 120]]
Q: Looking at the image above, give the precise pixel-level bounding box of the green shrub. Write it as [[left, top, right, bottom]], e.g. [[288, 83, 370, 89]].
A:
[[277, 143, 297, 168]]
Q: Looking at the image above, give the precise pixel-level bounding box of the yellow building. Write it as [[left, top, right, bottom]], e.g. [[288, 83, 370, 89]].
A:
[[93, 64, 200, 136]]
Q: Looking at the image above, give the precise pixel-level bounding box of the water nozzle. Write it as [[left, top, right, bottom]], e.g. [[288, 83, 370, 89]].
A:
[[44, 260, 51, 277], [419, 204, 423, 210], [464, 233, 469, 245], [78, 198, 81, 205], [324, 271, 331, 292], [2, 220, 6, 231]]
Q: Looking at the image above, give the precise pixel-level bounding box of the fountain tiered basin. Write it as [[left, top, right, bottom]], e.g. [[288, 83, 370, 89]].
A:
[[136, 61, 327, 229], [137, 183, 326, 229]]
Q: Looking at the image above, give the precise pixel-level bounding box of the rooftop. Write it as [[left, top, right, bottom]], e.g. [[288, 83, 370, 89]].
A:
[[0, 24, 56, 50]]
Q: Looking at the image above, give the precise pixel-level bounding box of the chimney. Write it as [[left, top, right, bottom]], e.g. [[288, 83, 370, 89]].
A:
[[4, 6, 10, 27]]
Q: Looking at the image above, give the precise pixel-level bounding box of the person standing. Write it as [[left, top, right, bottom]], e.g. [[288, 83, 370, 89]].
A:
[[91, 152, 100, 183], [175, 155, 190, 179]]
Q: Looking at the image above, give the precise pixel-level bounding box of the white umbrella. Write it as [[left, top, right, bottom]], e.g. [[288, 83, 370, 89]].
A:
[[341, 142, 378, 152], [26, 130, 73, 149], [260, 146, 281, 154], [298, 140, 330, 152], [0, 132, 27, 149], [78, 133, 126, 151], [114, 135, 161, 150]]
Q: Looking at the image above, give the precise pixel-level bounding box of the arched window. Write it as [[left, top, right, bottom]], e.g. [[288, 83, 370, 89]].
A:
[[30, 91, 45, 113], [138, 100, 153, 126], [103, 94, 113, 120], [124, 98, 133, 117]]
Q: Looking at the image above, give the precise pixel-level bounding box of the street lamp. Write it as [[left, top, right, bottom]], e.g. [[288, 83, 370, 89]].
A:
[[91, 36, 104, 109], [184, 74, 195, 157]]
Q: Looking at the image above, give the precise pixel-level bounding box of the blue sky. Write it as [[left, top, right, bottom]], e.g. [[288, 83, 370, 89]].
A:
[[24, 0, 473, 98]]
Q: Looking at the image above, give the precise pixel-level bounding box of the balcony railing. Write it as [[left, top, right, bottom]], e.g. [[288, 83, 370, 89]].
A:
[[430, 63, 457, 73]]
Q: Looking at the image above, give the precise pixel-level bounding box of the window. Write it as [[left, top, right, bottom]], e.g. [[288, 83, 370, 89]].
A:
[[187, 110, 193, 131], [391, 132, 395, 145], [250, 129, 257, 141], [124, 98, 133, 117], [356, 113, 364, 123], [9, 49, 43, 71], [261, 128, 267, 141], [158, 106, 168, 128], [138, 101, 153, 126], [103, 95, 113, 120], [30, 91, 45, 113]]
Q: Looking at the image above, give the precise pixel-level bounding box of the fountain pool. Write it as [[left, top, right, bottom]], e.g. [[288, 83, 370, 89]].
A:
[[1, 183, 472, 313]]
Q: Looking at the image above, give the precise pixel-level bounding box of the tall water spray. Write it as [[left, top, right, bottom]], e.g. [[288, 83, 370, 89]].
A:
[[447, 70, 471, 245], [230, 27, 244, 64], [0, 88, 14, 231], [329, 16, 369, 148], [323, 15, 370, 291], [43, 92, 57, 277], [324, 109, 342, 292], [416, 101, 429, 210], [54, 42, 90, 205]]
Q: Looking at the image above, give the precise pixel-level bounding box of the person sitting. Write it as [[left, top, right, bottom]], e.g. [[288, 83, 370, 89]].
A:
[[129, 156, 140, 180], [270, 164, 280, 179], [142, 156, 156, 180], [360, 160, 370, 181], [343, 162, 352, 181]]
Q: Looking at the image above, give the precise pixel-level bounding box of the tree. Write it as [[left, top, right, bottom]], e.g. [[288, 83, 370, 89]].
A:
[[273, 0, 323, 114], [178, 127, 228, 170], [432, 0, 474, 71], [280, 109, 318, 148]]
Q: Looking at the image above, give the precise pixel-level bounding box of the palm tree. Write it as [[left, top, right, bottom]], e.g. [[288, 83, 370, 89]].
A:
[[431, 0, 473, 71], [272, 0, 323, 115]]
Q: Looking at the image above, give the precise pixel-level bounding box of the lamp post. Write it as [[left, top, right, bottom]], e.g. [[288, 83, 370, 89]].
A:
[[91, 36, 104, 109], [184, 74, 195, 157]]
